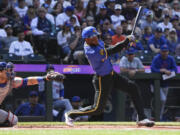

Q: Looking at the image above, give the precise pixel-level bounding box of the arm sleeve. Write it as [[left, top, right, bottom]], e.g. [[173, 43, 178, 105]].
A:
[[27, 42, 34, 54], [14, 105, 23, 116], [14, 77, 45, 88], [137, 58, 144, 69], [40, 105, 46, 116], [136, 41, 144, 50], [56, 14, 63, 27], [73, 15, 80, 26], [147, 38, 154, 48], [46, 14, 55, 25], [57, 31, 65, 45], [171, 58, 177, 73], [59, 89, 64, 98], [59, 83, 64, 97], [23, 16, 29, 26], [151, 58, 160, 73], [106, 38, 129, 55], [119, 57, 126, 68], [9, 42, 15, 54], [31, 18, 45, 35]]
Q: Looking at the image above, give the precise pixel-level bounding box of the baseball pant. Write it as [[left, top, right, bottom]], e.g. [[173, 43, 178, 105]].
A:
[[53, 99, 73, 121], [67, 71, 146, 120], [0, 109, 18, 127]]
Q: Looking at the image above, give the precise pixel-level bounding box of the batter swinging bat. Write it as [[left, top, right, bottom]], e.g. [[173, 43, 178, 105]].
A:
[[131, 6, 143, 35]]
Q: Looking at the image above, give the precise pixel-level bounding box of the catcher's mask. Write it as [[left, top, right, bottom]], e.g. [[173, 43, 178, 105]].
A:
[[6, 62, 15, 79]]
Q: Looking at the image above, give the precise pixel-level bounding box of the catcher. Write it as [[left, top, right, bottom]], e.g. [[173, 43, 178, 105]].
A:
[[0, 61, 64, 127]]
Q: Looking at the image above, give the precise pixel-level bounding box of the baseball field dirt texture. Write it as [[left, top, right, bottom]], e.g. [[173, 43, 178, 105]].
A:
[[0, 122, 180, 135]]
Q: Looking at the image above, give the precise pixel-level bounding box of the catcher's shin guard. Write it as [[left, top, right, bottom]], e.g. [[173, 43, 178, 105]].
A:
[[0, 111, 18, 127]]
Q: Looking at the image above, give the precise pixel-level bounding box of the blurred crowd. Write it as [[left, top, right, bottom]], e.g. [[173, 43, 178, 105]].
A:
[[0, 0, 179, 64]]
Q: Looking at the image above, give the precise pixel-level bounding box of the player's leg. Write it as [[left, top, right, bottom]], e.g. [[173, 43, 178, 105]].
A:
[[160, 87, 168, 120], [65, 74, 113, 125], [0, 109, 18, 127], [135, 80, 153, 119], [53, 99, 73, 121], [113, 73, 154, 126], [113, 73, 146, 120]]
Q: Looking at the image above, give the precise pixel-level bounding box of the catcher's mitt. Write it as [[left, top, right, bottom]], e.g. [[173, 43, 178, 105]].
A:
[[46, 71, 65, 82]]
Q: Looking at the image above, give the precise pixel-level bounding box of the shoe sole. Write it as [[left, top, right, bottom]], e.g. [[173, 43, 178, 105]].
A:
[[65, 113, 74, 127]]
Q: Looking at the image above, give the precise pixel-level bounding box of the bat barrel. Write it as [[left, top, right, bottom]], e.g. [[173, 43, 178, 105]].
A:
[[131, 6, 143, 35]]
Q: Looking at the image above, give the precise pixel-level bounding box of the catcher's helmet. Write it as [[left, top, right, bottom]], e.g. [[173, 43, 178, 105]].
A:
[[6, 62, 14, 69], [82, 26, 100, 39], [0, 62, 7, 71]]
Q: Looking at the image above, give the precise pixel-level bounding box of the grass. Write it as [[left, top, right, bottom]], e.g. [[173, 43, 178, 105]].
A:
[[0, 122, 179, 135], [0, 130, 180, 135], [18, 121, 180, 126]]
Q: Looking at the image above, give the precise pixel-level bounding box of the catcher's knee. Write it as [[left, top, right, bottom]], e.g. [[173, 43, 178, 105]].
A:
[[6, 111, 18, 127]]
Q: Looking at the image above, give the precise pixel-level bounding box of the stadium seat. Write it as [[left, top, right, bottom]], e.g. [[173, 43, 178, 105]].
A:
[[136, 50, 153, 65], [25, 54, 46, 64]]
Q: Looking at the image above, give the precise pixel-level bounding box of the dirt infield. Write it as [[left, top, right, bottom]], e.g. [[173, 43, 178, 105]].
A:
[[6, 125, 179, 131]]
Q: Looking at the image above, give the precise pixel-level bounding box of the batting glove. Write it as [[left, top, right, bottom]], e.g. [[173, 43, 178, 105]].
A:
[[127, 35, 135, 42]]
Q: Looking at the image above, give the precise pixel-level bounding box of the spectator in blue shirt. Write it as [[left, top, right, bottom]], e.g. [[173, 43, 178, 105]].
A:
[[15, 91, 45, 116], [100, 19, 115, 38], [94, 4, 111, 27], [151, 44, 177, 120], [151, 45, 177, 74], [140, 11, 157, 32], [130, 33, 144, 51], [167, 28, 179, 54], [148, 27, 167, 53], [142, 26, 153, 47]]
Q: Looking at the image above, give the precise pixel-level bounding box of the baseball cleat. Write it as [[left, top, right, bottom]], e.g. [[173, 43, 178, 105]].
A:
[[65, 113, 74, 127], [137, 118, 155, 127]]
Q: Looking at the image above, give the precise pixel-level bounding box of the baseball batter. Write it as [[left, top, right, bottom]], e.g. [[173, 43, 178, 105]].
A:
[[0, 62, 64, 127], [65, 26, 155, 127]]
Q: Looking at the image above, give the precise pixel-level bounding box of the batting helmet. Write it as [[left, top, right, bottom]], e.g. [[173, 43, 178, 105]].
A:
[[82, 26, 100, 39], [0, 62, 7, 71]]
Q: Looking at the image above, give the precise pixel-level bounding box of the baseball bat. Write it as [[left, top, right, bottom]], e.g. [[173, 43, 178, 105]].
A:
[[131, 6, 143, 35]]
